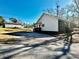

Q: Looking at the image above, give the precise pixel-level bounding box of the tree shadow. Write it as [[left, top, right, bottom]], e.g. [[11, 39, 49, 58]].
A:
[[1, 32, 72, 59], [54, 41, 72, 59], [5, 31, 52, 38], [2, 37, 60, 59]]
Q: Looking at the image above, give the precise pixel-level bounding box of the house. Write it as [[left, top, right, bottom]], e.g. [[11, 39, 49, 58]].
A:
[[5, 23, 23, 28], [34, 13, 71, 33]]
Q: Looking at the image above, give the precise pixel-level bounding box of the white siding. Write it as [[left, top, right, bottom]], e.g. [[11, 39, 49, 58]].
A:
[[38, 14, 58, 31], [5, 24, 23, 28]]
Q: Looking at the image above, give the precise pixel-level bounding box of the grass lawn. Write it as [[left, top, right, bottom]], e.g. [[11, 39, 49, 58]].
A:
[[0, 28, 33, 42]]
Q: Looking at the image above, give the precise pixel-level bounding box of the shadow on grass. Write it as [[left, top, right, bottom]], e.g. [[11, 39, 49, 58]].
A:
[[1, 37, 62, 59], [1, 32, 72, 59], [2, 41, 72, 59], [5, 31, 52, 38], [54, 42, 72, 59]]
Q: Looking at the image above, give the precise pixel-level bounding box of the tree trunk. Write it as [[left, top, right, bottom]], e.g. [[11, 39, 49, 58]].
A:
[[2, 23, 5, 28]]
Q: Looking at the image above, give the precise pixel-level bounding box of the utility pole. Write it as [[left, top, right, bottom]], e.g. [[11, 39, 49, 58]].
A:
[[56, 0, 60, 17]]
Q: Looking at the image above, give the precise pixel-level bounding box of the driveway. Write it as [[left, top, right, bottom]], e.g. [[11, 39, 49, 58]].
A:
[[0, 32, 79, 59]]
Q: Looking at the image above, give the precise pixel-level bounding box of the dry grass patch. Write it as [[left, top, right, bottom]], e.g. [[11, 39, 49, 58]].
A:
[[0, 38, 16, 42], [23, 39, 47, 45], [0, 28, 33, 34], [0, 28, 33, 43], [71, 28, 79, 43], [72, 34, 79, 43], [0, 34, 20, 42], [0, 28, 26, 33]]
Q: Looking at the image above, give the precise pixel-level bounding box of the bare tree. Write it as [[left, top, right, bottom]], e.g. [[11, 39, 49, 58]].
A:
[[73, 0, 79, 13]]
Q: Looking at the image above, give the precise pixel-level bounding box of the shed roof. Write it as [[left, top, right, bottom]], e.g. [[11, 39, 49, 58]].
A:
[[36, 13, 67, 24]]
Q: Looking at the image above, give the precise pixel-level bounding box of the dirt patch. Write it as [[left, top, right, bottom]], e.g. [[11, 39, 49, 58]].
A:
[[72, 34, 79, 43]]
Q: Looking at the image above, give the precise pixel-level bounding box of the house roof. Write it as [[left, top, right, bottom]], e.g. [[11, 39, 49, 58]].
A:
[[36, 13, 67, 24], [36, 13, 58, 24]]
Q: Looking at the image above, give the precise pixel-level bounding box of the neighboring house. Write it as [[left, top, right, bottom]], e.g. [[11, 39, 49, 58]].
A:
[[34, 13, 71, 32], [5, 23, 23, 28]]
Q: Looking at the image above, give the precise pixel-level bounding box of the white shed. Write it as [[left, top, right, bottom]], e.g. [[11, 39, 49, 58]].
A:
[[34, 13, 75, 33], [36, 13, 59, 32]]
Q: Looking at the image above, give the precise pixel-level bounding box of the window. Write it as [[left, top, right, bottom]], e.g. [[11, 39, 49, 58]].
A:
[[42, 24, 45, 27]]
